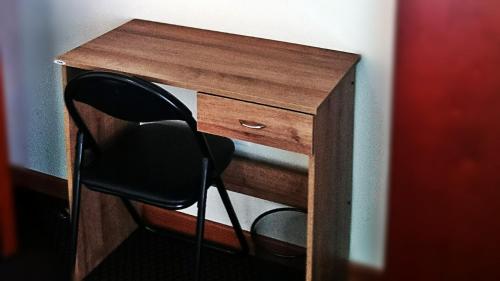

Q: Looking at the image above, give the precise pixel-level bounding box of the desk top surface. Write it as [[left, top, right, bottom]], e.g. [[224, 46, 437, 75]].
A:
[[57, 19, 359, 114]]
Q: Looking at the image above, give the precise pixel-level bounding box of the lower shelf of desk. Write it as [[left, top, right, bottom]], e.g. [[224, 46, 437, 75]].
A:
[[223, 156, 308, 209]]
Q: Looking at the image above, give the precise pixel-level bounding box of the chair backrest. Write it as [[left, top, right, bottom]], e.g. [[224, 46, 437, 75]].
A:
[[64, 71, 205, 154]]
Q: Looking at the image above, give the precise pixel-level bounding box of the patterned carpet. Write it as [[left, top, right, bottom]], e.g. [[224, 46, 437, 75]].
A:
[[1, 190, 304, 281]]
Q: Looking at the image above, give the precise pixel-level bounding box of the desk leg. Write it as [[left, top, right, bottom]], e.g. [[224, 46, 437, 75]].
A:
[[62, 66, 138, 281], [306, 69, 355, 281]]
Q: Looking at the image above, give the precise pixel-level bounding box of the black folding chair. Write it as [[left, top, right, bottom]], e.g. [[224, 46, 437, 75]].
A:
[[64, 71, 248, 281]]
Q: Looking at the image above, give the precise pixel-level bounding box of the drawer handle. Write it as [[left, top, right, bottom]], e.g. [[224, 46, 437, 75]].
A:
[[239, 120, 266, 129]]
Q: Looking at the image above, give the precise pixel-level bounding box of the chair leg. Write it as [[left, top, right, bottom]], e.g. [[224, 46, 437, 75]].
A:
[[121, 198, 145, 228], [69, 177, 82, 281], [194, 158, 209, 281], [215, 177, 249, 254], [69, 132, 84, 281]]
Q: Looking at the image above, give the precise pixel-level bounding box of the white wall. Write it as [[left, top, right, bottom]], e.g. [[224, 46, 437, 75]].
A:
[[0, 0, 28, 167], [1, 0, 395, 268]]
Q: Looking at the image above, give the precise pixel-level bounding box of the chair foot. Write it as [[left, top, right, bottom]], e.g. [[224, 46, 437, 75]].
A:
[[69, 185, 81, 281], [194, 158, 209, 281], [69, 131, 84, 281]]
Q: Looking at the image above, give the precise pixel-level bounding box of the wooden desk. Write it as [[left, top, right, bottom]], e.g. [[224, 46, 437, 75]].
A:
[[56, 19, 359, 281]]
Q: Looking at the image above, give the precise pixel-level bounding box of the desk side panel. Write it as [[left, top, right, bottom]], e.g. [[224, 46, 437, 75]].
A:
[[306, 68, 355, 281], [62, 66, 138, 281]]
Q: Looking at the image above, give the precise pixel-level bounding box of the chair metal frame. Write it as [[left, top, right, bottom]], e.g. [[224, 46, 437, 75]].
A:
[[65, 71, 248, 281]]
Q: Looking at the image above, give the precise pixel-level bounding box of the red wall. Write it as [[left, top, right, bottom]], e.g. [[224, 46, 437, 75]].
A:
[[386, 1, 500, 280], [0, 61, 17, 257]]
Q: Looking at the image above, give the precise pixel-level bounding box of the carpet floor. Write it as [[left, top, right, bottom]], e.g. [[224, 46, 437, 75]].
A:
[[0, 190, 305, 281]]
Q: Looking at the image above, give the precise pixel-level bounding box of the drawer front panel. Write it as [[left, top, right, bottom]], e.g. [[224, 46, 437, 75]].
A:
[[197, 93, 313, 155]]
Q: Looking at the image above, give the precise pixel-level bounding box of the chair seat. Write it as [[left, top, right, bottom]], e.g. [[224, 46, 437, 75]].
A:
[[80, 122, 234, 209]]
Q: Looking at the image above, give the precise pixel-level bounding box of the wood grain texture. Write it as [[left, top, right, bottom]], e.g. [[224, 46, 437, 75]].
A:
[[62, 66, 138, 281], [198, 93, 313, 155], [0, 61, 17, 258], [222, 156, 308, 209], [306, 69, 355, 281], [56, 20, 360, 281], [57, 19, 359, 114]]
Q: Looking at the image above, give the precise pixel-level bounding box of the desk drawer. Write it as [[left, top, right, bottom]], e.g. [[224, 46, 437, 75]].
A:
[[197, 93, 313, 155]]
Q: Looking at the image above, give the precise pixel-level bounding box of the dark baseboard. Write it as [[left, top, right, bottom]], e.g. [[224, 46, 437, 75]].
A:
[[10, 166, 382, 281], [10, 166, 68, 200]]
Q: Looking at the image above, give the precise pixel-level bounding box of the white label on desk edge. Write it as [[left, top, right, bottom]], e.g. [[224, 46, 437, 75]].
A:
[[54, 59, 66, 66]]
